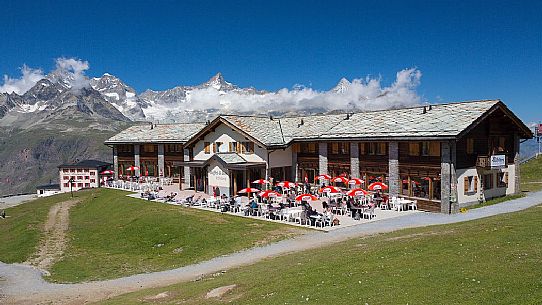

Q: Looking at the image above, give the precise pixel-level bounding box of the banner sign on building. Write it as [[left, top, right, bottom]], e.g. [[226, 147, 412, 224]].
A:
[[490, 155, 506, 169]]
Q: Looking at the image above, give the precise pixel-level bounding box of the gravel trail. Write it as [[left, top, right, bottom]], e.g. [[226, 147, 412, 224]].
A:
[[1, 191, 541, 305]]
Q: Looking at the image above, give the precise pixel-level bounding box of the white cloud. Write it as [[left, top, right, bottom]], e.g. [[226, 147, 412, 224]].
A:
[[179, 68, 423, 114], [0, 57, 91, 95], [0, 65, 45, 95]]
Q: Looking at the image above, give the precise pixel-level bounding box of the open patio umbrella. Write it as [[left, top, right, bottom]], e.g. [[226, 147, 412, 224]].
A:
[[332, 176, 349, 184], [295, 193, 318, 202], [368, 182, 389, 191], [252, 179, 269, 185], [238, 187, 260, 194], [346, 188, 369, 197], [259, 190, 282, 198], [348, 178, 364, 185], [315, 174, 331, 181], [126, 166, 139, 172], [277, 181, 296, 188], [318, 186, 341, 194], [100, 170, 114, 175]]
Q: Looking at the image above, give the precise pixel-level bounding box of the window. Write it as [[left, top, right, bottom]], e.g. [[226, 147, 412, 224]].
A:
[[90, 171, 96, 176], [118, 144, 134, 153], [300, 143, 317, 153], [204, 142, 211, 154], [77, 176, 83, 180], [63, 169, 69, 173], [376, 143, 387, 155], [85, 183, 90, 188], [70, 169, 75, 173], [409, 142, 420, 156], [241, 142, 254, 154], [359, 143, 366, 155], [463, 176, 478, 194], [331, 143, 339, 154], [483, 174, 494, 190], [90, 179, 95, 183], [497, 172, 508, 188], [421, 142, 430, 156], [84, 176, 89, 180], [143, 144, 156, 153], [229, 142, 241, 153], [64, 183, 69, 187], [166, 144, 183, 153], [213, 142, 222, 153], [63, 176, 69, 180], [466, 138, 474, 154], [429, 142, 440, 156], [77, 183, 83, 188], [368, 143, 376, 155]]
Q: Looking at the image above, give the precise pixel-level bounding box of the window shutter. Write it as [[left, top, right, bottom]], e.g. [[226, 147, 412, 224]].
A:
[[474, 176, 478, 192], [229, 142, 233, 152], [359, 143, 365, 155], [249, 142, 254, 153], [464, 177, 469, 194], [504, 172, 509, 185], [204, 142, 210, 154], [236, 143, 241, 153], [429, 142, 440, 156]]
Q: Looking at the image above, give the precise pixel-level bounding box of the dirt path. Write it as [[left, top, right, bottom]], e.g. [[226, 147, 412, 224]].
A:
[[1, 192, 541, 305], [24, 199, 79, 274]]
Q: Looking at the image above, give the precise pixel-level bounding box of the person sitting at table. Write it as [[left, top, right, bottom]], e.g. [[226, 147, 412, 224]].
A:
[[323, 207, 333, 226], [322, 200, 328, 210], [249, 199, 258, 216]]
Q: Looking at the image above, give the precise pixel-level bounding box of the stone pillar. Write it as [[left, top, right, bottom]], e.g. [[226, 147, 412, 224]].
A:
[[292, 150, 299, 182], [318, 142, 328, 175], [183, 148, 191, 190], [514, 133, 521, 194], [134, 144, 141, 177], [350, 142, 360, 178], [113, 146, 119, 180], [157, 144, 165, 177], [441, 141, 458, 213], [388, 141, 400, 197]]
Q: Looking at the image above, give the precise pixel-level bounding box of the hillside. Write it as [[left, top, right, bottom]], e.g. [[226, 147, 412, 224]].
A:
[[0, 124, 128, 196]]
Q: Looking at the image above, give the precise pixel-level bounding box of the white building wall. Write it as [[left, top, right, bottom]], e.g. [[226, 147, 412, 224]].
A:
[[456, 165, 515, 207], [59, 168, 99, 193], [207, 159, 230, 196], [37, 189, 60, 197], [193, 124, 267, 162]]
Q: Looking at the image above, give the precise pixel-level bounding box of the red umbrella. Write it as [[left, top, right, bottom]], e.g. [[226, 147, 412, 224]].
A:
[[259, 190, 282, 198], [315, 174, 331, 180], [100, 170, 114, 175], [346, 188, 369, 196], [277, 181, 296, 188], [319, 186, 342, 193], [252, 179, 269, 184], [126, 166, 139, 171], [295, 193, 318, 202], [332, 176, 349, 184], [238, 187, 260, 194], [368, 182, 389, 191], [348, 178, 364, 185]]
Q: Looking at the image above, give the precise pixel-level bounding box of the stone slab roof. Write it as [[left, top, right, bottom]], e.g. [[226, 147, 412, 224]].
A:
[[105, 123, 206, 144], [214, 152, 247, 164], [107, 100, 530, 147]]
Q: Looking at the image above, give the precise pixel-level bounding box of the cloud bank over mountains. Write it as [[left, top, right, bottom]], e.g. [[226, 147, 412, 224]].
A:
[[0, 57, 423, 119]]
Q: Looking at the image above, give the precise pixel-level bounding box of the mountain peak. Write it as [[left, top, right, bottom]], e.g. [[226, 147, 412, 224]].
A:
[[331, 77, 351, 93], [201, 72, 236, 90]]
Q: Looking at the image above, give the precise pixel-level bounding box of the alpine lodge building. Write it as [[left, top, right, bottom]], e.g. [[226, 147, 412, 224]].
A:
[[104, 100, 533, 213]]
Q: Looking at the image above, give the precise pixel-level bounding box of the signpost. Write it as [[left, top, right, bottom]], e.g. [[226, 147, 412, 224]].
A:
[[490, 155, 506, 169]]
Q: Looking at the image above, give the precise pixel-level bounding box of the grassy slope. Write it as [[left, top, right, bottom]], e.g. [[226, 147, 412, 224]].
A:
[[99, 205, 542, 305], [0, 193, 75, 262], [521, 156, 542, 192], [48, 188, 304, 283]]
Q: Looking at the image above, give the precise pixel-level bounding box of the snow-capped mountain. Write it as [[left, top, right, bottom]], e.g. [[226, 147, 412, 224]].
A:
[[90, 73, 146, 119], [0, 70, 356, 126]]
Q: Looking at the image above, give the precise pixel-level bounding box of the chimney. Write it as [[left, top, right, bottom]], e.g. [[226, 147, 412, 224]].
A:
[[150, 122, 154, 130], [422, 106, 427, 114], [269, 115, 274, 120], [345, 113, 350, 120], [428, 105, 433, 111], [298, 118, 304, 127]]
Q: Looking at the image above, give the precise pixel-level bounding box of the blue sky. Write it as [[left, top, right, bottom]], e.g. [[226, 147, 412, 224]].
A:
[[1, 0, 541, 122]]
